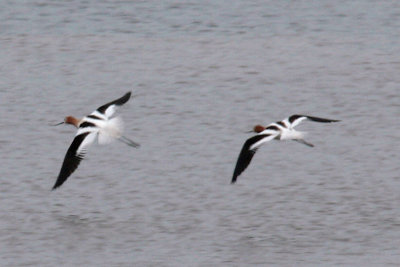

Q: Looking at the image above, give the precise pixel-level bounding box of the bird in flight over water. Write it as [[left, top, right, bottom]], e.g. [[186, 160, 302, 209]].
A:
[[231, 114, 340, 184], [51, 92, 139, 190]]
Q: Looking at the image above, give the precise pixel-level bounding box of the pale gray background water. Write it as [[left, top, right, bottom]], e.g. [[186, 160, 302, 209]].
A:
[[1, 1, 399, 266]]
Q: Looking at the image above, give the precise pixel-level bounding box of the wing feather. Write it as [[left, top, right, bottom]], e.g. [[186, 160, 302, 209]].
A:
[[288, 114, 340, 128], [231, 134, 275, 184], [96, 92, 131, 119], [52, 132, 97, 190]]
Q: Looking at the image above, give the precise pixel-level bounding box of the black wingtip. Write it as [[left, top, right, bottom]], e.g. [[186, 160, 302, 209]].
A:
[[231, 172, 240, 185], [302, 115, 341, 123], [52, 179, 64, 190], [51, 183, 59, 191], [124, 91, 132, 99], [96, 92, 132, 114], [119, 92, 131, 105]]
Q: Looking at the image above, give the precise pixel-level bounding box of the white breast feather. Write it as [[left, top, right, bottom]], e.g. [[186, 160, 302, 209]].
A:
[[98, 116, 124, 145]]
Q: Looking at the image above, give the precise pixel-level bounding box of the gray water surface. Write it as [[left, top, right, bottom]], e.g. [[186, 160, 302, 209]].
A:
[[1, 1, 399, 266]]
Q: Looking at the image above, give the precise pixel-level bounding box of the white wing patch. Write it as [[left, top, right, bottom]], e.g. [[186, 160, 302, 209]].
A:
[[288, 116, 307, 129], [89, 110, 107, 120], [76, 126, 98, 136], [249, 134, 277, 151], [104, 105, 117, 119], [76, 132, 97, 155]]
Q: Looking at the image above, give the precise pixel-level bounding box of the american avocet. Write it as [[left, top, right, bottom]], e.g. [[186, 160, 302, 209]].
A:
[[51, 92, 139, 190], [231, 115, 340, 184]]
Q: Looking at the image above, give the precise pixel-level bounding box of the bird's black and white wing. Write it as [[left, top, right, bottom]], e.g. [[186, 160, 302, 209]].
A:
[[90, 92, 131, 120], [231, 133, 277, 184], [52, 131, 97, 190], [284, 114, 340, 129]]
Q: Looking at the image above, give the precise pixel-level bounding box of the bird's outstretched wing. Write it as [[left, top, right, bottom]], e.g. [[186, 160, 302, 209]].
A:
[[52, 131, 97, 190], [231, 134, 276, 184], [92, 92, 132, 119], [285, 114, 340, 129]]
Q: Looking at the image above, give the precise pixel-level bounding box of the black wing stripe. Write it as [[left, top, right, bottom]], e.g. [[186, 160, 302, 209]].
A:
[[231, 134, 270, 184], [276, 121, 286, 127], [302, 115, 340, 123], [265, 125, 280, 131], [305, 115, 340, 123], [97, 92, 131, 115], [87, 114, 103, 120], [288, 115, 303, 123], [52, 132, 90, 190], [289, 114, 340, 124], [79, 121, 96, 128]]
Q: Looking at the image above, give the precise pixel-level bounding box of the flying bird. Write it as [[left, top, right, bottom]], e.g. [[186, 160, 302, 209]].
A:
[[231, 115, 340, 184], [51, 92, 139, 190]]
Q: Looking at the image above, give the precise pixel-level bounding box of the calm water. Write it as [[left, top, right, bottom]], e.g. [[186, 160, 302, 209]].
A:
[[1, 1, 400, 266]]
